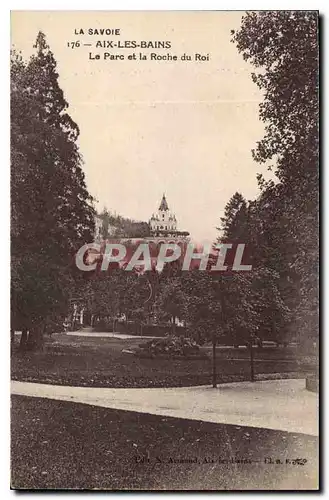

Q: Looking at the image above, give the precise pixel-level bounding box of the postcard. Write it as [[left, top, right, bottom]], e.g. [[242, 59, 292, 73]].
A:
[[10, 10, 319, 491]]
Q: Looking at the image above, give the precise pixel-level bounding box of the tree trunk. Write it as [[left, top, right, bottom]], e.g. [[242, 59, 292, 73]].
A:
[[27, 326, 44, 351], [249, 340, 255, 382], [212, 336, 217, 388], [11, 328, 15, 347], [19, 328, 28, 351], [172, 315, 176, 335]]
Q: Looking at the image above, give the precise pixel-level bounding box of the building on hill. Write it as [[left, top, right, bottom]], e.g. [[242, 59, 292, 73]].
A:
[[149, 194, 190, 242], [94, 194, 189, 248], [74, 195, 190, 329], [94, 195, 189, 244]]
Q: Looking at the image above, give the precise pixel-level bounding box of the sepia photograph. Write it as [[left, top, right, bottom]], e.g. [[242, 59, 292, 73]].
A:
[[10, 10, 319, 491]]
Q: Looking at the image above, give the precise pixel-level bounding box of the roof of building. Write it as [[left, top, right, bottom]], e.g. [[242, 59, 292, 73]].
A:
[[159, 193, 169, 211]]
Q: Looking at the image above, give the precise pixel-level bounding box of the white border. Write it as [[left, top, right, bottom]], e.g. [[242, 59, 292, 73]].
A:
[[4, 1, 326, 10]]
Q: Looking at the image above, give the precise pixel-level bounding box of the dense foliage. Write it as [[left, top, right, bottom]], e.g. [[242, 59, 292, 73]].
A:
[[11, 32, 95, 348], [230, 11, 319, 348], [98, 208, 150, 238], [135, 336, 204, 359]]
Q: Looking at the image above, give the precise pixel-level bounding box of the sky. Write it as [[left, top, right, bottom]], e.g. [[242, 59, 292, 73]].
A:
[[11, 11, 269, 242]]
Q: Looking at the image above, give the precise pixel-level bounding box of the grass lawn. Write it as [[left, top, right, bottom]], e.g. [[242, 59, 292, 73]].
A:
[[11, 334, 311, 388], [11, 395, 318, 490]]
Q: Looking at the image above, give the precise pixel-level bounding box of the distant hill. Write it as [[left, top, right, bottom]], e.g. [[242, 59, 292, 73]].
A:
[[98, 209, 151, 238]]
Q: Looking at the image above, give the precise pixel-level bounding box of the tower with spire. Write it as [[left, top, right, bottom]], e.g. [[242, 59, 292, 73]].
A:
[[149, 194, 189, 240]]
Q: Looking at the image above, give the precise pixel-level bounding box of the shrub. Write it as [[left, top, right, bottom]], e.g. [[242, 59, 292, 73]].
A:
[[136, 336, 205, 359]]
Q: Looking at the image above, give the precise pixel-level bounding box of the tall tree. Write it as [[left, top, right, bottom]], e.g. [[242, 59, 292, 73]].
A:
[[84, 268, 152, 333], [217, 192, 248, 243], [156, 278, 187, 334], [216, 190, 292, 346], [231, 12, 319, 348], [182, 271, 225, 387], [11, 32, 95, 348], [183, 268, 288, 384], [232, 11, 318, 185]]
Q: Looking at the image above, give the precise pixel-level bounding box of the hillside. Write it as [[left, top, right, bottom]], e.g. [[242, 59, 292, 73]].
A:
[[98, 209, 151, 238]]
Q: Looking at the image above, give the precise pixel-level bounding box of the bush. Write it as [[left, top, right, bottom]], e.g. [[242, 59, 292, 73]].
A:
[[135, 336, 206, 359]]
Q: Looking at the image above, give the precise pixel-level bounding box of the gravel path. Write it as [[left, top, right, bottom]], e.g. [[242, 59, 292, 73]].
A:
[[11, 378, 318, 436]]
